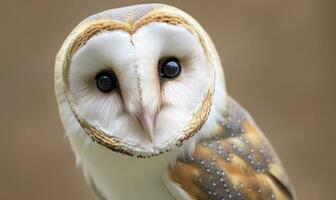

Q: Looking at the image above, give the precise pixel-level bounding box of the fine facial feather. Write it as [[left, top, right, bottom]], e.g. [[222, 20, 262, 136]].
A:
[[56, 3, 223, 156], [68, 22, 211, 154]]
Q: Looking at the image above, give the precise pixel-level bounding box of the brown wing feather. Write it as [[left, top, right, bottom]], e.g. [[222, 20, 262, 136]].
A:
[[169, 97, 295, 200]]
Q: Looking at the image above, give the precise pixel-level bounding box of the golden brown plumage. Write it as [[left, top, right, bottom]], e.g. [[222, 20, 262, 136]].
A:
[[169, 97, 295, 200]]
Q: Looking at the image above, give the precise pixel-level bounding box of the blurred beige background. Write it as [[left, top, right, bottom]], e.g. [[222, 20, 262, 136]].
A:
[[0, 0, 335, 199]]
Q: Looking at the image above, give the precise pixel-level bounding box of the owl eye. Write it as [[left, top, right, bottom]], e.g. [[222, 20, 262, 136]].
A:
[[159, 57, 181, 79], [95, 70, 118, 93]]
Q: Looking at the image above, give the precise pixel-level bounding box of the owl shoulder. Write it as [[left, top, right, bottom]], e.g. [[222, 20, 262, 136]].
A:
[[166, 97, 296, 200]]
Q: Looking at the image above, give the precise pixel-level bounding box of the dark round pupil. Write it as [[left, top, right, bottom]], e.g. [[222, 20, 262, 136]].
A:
[[95, 71, 118, 92], [160, 58, 181, 79]]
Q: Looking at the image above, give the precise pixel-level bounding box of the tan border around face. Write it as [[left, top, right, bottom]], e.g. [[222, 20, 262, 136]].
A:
[[62, 10, 215, 157]]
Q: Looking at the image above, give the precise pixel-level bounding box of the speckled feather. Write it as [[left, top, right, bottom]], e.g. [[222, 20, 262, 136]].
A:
[[169, 97, 295, 200]]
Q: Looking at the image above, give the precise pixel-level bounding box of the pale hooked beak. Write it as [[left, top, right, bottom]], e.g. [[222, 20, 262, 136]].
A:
[[137, 107, 156, 142]]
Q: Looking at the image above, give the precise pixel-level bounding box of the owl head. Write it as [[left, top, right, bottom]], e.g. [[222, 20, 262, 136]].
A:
[[55, 4, 226, 157]]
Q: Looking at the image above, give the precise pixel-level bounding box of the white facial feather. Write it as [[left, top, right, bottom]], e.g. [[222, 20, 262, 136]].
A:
[[68, 22, 212, 153]]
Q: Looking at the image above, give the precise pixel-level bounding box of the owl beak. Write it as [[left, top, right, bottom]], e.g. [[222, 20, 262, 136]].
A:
[[137, 108, 155, 142]]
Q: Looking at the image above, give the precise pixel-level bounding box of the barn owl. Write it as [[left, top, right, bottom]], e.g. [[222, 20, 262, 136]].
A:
[[55, 3, 295, 200]]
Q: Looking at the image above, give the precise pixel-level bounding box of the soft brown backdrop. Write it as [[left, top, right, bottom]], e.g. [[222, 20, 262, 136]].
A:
[[0, 0, 335, 199]]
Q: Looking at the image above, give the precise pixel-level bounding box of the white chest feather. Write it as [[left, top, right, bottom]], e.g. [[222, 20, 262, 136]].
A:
[[68, 128, 181, 200]]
